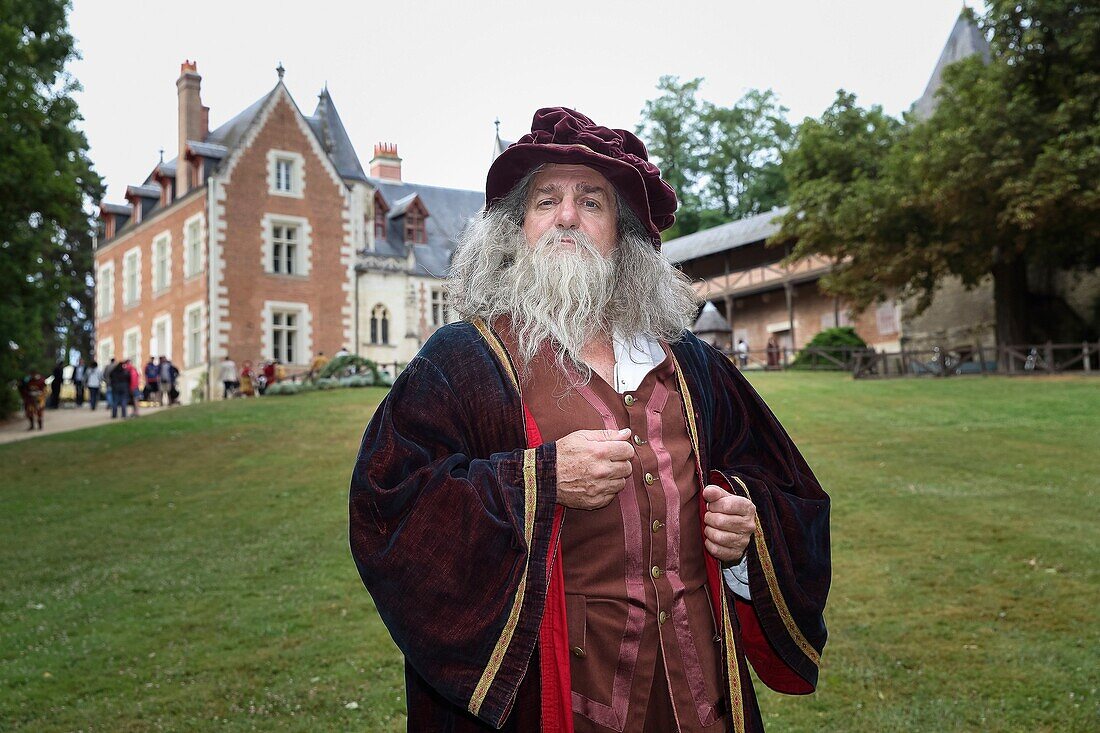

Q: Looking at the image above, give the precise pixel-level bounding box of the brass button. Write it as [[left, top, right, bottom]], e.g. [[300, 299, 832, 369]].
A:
[[633, 434, 645, 445], [624, 394, 636, 406], [571, 646, 586, 658], [652, 519, 664, 533], [658, 610, 668, 625], [650, 565, 663, 579], [644, 472, 656, 486]]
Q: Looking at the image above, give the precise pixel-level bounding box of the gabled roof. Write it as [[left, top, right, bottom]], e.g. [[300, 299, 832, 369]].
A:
[[207, 88, 275, 150], [912, 11, 991, 120], [661, 206, 788, 265], [308, 88, 368, 182], [387, 192, 425, 219]]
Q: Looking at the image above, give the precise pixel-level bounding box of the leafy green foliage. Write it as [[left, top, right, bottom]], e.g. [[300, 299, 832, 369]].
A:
[[0, 0, 103, 416], [636, 77, 793, 238], [778, 3, 1100, 345], [317, 354, 380, 383], [791, 326, 868, 368]]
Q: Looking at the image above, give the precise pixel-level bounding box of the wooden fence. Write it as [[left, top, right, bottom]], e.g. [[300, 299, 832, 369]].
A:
[[721, 342, 1099, 379], [850, 342, 1100, 379]]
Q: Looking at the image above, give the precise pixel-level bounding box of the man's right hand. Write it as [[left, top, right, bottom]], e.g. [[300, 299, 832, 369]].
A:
[[555, 428, 635, 510]]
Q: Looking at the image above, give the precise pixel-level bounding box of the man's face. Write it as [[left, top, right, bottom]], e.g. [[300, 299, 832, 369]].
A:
[[522, 164, 618, 258]]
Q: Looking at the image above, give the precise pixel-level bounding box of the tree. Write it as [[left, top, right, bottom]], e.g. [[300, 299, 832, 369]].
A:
[[0, 0, 102, 415], [636, 78, 794, 238], [778, 3, 1099, 346], [698, 89, 793, 221], [635, 76, 706, 237]]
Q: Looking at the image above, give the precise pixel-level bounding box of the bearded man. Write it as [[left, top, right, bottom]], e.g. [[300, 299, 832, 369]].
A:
[[350, 108, 831, 732]]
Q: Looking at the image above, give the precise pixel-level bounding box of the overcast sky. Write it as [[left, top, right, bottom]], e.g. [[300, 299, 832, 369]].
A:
[[69, 0, 984, 203]]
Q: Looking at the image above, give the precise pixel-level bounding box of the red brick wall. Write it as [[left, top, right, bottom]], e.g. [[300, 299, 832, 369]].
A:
[[722, 282, 900, 354], [93, 191, 207, 367], [217, 94, 349, 367]]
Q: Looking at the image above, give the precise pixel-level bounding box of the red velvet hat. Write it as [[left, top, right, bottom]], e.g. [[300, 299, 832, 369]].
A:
[[486, 107, 678, 248]]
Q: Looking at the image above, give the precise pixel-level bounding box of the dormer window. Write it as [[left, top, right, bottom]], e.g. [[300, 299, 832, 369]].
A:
[[374, 208, 386, 239], [393, 194, 429, 245], [372, 191, 390, 244], [405, 210, 426, 244]]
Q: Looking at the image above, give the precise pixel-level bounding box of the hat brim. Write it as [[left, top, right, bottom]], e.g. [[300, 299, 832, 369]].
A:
[[485, 143, 660, 246]]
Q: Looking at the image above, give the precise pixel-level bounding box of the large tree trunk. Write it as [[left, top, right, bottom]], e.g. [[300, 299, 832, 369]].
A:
[[992, 258, 1029, 346]]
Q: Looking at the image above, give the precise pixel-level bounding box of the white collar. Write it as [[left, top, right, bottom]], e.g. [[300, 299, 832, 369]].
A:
[[611, 332, 665, 394]]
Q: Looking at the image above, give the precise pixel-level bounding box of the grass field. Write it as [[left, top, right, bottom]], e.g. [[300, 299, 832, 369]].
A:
[[1, 374, 1097, 731]]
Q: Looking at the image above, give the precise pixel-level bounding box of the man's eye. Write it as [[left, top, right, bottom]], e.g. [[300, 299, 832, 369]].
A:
[[582, 199, 600, 209]]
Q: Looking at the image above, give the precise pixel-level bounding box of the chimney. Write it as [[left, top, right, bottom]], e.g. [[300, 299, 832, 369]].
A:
[[176, 60, 205, 196], [370, 143, 402, 182]]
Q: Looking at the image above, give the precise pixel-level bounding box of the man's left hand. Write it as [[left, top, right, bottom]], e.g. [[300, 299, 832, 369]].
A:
[[701, 484, 757, 563]]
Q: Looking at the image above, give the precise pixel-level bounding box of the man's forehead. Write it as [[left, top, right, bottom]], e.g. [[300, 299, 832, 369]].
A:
[[529, 164, 613, 194]]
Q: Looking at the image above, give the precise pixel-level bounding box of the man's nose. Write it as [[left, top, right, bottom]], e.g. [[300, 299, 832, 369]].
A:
[[554, 199, 579, 228]]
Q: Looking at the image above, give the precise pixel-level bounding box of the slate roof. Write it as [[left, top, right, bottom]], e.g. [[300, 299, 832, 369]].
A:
[[100, 202, 133, 215], [106, 82, 373, 236], [307, 88, 368, 181], [912, 11, 991, 120], [368, 176, 485, 277], [187, 140, 228, 159], [692, 302, 732, 334], [661, 207, 788, 265], [125, 184, 161, 199]]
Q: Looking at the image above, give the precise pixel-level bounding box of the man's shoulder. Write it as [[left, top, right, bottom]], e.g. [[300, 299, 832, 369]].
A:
[[398, 321, 508, 393], [669, 328, 713, 365], [416, 321, 489, 364]]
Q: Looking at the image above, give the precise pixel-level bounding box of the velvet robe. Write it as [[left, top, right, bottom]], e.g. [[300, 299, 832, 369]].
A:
[[349, 321, 831, 732]]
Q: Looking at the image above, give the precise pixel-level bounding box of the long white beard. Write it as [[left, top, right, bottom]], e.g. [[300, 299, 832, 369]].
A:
[[500, 228, 616, 373]]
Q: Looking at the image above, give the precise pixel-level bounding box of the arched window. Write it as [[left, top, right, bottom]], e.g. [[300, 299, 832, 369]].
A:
[[370, 304, 390, 345]]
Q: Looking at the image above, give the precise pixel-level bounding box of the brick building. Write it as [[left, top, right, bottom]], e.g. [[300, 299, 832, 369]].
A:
[[94, 62, 482, 401]]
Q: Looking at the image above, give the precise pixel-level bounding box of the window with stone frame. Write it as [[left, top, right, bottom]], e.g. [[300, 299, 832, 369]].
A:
[[97, 263, 115, 318], [152, 233, 171, 293], [123, 327, 141, 363], [275, 158, 293, 193], [152, 315, 171, 360], [184, 216, 203, 277], [98, 338, 114, 366], [185, 304, 203, 367], [370, 304, 390, 345], [271, 310, 299, 364], [122, 248, 140, 306], [431, 289, 450, 327], [271, 223, 299, 275]]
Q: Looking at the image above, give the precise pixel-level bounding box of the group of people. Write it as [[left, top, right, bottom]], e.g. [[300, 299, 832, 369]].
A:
[[98, 355, 179, 419], [218, 357, 286, 399], [17, 355, 183, 430]]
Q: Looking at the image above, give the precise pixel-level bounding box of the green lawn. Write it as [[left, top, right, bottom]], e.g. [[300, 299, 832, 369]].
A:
[[1, 374, 1097, 731]]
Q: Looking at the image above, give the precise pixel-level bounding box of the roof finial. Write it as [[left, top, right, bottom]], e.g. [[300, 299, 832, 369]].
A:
[[276, 62, 285, 81], [494, 117, 501, 136], [158, 147, 164, 164]]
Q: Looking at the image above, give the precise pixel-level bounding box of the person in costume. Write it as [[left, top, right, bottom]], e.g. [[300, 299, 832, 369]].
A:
[[350, 108, 831, 732], [19, 371, 47, 430]]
